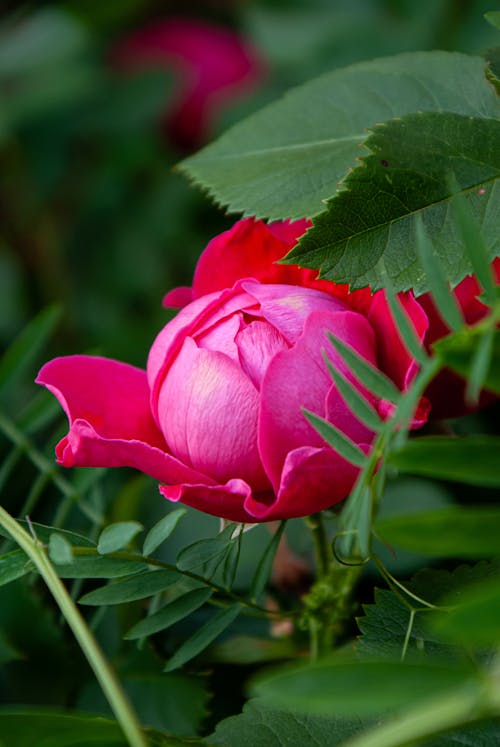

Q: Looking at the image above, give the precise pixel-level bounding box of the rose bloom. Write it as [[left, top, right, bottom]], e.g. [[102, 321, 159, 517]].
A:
[[37, 219, 497, 523], [111, 17, 264, 149]]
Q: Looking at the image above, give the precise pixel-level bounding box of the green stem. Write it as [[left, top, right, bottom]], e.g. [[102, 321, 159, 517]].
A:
[[304, 512, 360, 659], [307, 512, 331, 577], [0, 505, 147, 747]]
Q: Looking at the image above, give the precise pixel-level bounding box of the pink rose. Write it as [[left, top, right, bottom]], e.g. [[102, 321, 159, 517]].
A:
[[37, 219, 433, 523], [111, 17, 264, 149]]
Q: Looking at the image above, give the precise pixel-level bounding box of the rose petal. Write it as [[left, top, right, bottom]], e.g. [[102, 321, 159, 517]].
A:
[[157, 337, 270, 490], [191, 218, 310, 299], [197, 312, 242, 363], [258, 309, 377, 489], [36, 355, 212, 485], [244, 445, 369, 520], [235, 320, 289, 390], [367, 291, 429, 390], [163, 286, 193, 309], [243, 280, 348, 344], [148, 284, 258, 418], [160, 479, 272, 523]]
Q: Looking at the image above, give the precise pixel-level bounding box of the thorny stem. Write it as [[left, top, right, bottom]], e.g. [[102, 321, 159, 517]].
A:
[[0, 505, 147, 747]]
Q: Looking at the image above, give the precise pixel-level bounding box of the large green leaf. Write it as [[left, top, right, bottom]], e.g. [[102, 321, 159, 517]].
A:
[[79, 672, 209, 739], [357, 588, 452, 660], [432, 575, 500, 646], [388, 436, 500, 487], [357, 562, 500, 661], [0, 708, 190, 747], [251, 657, 476, 716], [376, 507, 500, 557], [181, 52, 500, 220], [209, 698, 364, 747], [288, 112, 500, 293], [0, 710, 124, 746]]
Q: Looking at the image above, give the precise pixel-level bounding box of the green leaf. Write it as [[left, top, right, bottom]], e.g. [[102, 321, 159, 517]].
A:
[[288, 112, 500, 293], [466, 327, 495, 405], [376, 506, 500, 557], [54, 553, 146, 579], [181, 52, 500, 220], [302, 409, 367, 467], [48, 533, 73, 565], [327, 333, 401, 403], [0, 306, 61, 395], [209, 635, 299, 666], [360, 563, 500, 661], [378, 275, 429, 366], [209, 698, 364, 747], [450, 187, 498, 307], [97, 521, 143, 554], [432, 575, 500, 646], [485, 47, 500, 95], [357, 588, 449, 661], [322, 352, 383, 431], [143, 509, 186, 557], [251, 657, 475, 716], [176, 528, 233, 573], [388, 435, 500, 487], [250, 521, 286, 600], [124, 587, 213, 640], [415, 218, 463, 331], [79, 569, 180, 605], [164, 603, 241, 672], [78, 672, 209, 739], [0, 550, 33, 588], [434, 325, 500, 396], [485, 11, 500, 31], [0, 709, 125, 747]]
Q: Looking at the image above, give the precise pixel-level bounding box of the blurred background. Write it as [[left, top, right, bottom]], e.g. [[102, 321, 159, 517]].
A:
[[0, 0, 499, 735], [1, 0, 498, 366]]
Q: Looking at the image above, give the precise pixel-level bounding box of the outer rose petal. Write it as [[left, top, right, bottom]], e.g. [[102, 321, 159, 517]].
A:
[[163, 286, 193, 308], [160, 479, 272, 524], [244, 445, 370, 520], [367, 291, 429, 391], [191, 218, 311, 299], [36, 356, 213, 486], [418, 259, 500, 418]]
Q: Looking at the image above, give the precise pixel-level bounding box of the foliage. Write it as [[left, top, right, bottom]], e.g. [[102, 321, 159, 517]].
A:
[[1, 2, 500, 747]]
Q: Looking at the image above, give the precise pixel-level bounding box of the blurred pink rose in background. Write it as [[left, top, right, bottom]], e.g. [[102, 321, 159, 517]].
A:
[[111, 16, 264, 149]]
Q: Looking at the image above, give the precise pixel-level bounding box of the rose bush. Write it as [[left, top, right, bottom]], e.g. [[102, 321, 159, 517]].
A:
[[37, 219, 496, 522], [111, 17, 263, 149]]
